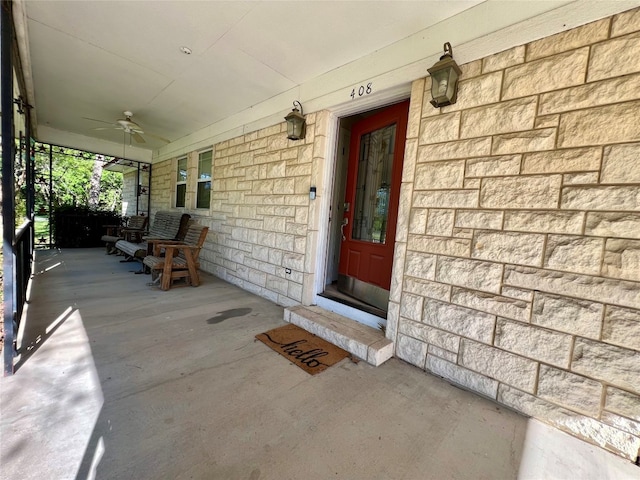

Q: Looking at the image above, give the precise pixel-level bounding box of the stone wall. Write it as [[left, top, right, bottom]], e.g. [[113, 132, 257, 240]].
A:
[[150, 158, 173, 212], [145, 6, 639, 460], [389, 9, 640, 460], [149, 112, 328, 305]]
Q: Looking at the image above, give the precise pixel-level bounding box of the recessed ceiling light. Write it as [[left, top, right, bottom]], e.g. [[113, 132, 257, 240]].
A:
[[180, 46, 192, 55]]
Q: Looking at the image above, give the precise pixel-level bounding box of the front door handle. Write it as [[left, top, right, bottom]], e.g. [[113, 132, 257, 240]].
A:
[[341, 218, 348, 241]]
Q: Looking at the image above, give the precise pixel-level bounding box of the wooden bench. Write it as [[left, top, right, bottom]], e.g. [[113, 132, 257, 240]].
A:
[[101, 215, 148, 254], [115, 211, 191, 260], [143, 222, 209, 290]]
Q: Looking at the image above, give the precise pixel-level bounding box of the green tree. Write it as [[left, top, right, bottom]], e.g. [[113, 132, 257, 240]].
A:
[[34, 146, 123, 213], [3, 137, 30, 226]]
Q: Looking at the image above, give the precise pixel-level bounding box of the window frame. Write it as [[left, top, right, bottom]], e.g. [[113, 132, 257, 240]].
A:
[[175, 155, 188, 208], [196, 149, 212, 209]]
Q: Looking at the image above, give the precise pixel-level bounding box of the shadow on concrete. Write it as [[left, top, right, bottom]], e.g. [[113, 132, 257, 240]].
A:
[[14, 306, 75, 372], [207, 307, 253, 324]]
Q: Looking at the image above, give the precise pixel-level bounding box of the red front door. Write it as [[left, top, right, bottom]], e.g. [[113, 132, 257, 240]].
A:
[[338, 101, 409, 298]]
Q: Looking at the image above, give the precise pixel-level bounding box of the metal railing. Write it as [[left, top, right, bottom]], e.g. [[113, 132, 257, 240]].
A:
[[14, 219, 34, 324], [3, 219, 34, 375]]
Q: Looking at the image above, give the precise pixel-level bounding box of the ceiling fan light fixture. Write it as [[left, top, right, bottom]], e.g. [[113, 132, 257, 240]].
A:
[[86, 111, 169, 145]]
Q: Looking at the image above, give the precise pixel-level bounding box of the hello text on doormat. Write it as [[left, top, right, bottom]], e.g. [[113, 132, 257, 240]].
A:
[[256, 323, 350, 375]]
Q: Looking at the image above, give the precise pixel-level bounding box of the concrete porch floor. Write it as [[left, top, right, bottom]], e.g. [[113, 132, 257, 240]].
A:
[[1, 249, 637, 480]]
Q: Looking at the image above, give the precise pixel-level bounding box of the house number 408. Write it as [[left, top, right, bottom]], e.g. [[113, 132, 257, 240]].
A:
[[350, 83, 373, 100]]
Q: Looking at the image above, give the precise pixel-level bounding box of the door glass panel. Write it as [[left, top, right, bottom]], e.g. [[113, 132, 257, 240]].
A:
[[352, 123, 396, 244]]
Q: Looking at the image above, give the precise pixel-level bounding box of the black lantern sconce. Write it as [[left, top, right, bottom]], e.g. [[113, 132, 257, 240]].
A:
[[428, 42, 462, 108], [284, 101, 306, 140]]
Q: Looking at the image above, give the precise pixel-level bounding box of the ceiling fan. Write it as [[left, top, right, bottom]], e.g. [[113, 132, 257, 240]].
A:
[[85, 111, 169, 144]]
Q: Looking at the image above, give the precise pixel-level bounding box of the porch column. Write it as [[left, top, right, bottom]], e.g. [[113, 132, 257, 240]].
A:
[[2, 0, 16, 375]]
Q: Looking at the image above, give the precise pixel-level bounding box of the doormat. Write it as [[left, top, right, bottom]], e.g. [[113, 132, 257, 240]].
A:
[[256, 323, 350, 375]]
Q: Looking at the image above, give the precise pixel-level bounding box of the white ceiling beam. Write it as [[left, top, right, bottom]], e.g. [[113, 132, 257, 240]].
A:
[[37, 126, 152, 162]]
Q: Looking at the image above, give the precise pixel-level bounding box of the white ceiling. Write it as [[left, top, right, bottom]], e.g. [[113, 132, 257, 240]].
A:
[[19, 0, 482, 155], [15, 0, 638, 162]]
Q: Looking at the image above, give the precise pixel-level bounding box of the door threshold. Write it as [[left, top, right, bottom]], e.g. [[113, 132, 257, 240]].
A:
[[315, 294, 387, 331], [318, 290, 387, 319]]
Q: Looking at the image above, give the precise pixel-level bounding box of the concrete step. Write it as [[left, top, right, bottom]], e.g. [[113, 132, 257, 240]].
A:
[[284, 305, 394, 366]]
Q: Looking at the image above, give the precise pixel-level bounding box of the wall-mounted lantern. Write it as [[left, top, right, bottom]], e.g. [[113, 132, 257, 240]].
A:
[[284, 100, 306, 140], [427, 42, 462, 108]]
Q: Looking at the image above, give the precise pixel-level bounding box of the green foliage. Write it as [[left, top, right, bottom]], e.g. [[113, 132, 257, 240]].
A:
[[100, 169, 124, 211], [15, 193, 27, 226], [5, 141, 124, 229], [34, 216, 49, 241], [10, 139, 28, 227], [34, 146, 123, 213]]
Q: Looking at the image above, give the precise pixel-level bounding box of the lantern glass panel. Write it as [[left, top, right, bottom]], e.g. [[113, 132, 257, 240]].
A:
[[446, 68, 459, 100], [431, 69, 450, 99], [286, 116, 305, 140]]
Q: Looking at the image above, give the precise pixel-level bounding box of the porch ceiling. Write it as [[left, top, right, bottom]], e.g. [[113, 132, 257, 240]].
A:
[[14, 0, 623, 162]]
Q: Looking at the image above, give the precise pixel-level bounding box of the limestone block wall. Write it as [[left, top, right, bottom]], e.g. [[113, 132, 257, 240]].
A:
[[389, 9, 640, 461], [150, 159, 173, 211], [148, 112, 328, 305]]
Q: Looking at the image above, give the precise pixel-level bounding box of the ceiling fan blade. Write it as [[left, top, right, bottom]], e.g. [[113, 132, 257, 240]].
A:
[[85, 112, 167, 145], [92, 126, 119, 131], [131, 131, 146, 144], [143, 132, 170, 144], [83, 116, 113, 125]]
